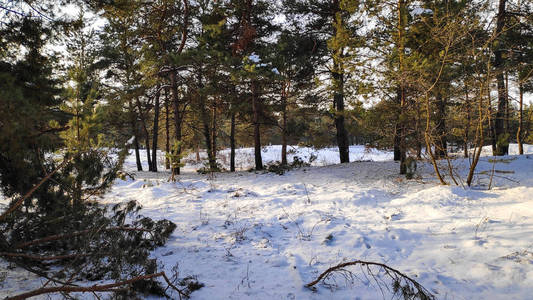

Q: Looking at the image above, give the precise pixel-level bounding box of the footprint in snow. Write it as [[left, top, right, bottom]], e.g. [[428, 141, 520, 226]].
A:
[[267, 256, 289, 267], [354, 236, 372, 249]]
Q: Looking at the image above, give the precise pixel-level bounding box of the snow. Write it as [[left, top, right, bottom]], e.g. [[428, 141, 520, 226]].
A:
[[125, 145, 393, 173], [2, 144, 533, 299]]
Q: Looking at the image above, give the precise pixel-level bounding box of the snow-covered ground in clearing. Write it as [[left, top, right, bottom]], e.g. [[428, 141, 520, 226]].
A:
[[126, 144, 393, 173], [2, 144, 533, 299]]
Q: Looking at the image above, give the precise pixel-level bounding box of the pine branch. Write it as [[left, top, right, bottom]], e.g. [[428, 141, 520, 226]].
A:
[[5, 271, 188, 300], [0, 252, 90, 261], [0, 157, 71, 222], [14, 226, 152, 249]]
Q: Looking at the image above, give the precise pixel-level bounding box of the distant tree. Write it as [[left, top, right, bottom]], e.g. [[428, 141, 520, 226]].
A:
[[269, 31, 320, 165], [284, 0, 363, 164]]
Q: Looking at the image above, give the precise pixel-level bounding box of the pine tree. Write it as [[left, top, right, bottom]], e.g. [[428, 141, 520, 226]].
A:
[[284, 0, 362, 164], [269, 31, 320, 165], [0, 17, 64, 208]]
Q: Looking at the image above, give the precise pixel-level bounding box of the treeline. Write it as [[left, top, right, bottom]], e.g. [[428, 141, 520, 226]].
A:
[[2, 0, 533, 180], [82, 0, 533, 178]]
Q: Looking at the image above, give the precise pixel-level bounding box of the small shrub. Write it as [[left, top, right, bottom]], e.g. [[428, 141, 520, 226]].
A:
[[197, 161, 226, 174], [266, 156, 311, 175]]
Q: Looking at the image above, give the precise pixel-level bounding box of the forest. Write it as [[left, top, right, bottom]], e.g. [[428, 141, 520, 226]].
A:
[[1, 0, 533, 299]]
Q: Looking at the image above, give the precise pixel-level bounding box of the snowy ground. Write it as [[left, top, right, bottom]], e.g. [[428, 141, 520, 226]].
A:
[[2, 144, 533, 299], [135, 145, 394, 173]]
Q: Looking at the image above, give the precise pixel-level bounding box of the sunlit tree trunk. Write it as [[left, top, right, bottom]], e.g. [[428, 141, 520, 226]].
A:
[[494, 0, 508, 156]]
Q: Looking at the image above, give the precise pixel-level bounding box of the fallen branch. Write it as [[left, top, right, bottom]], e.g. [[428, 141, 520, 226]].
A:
[[5, 271, 189, 300], [0, 252, 90, 261], [14, 226, 151, 249], [306, 260, 434, 300]]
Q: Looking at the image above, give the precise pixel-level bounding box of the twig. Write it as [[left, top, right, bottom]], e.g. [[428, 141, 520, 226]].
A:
[[0, 157, 71, 222], [306, 260, 434, 299]]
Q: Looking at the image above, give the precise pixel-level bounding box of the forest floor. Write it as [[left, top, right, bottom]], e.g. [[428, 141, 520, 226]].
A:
[[2, 145, 533, 299]]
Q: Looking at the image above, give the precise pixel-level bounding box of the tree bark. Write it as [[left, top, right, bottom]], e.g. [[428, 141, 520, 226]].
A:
[[211, 98, 217, 161], [333, 70, 349, 164], [517, 81, 524, 154], [486, 77, 497, 154], [464, 85, 471, 158], [133, 136, 142, 171], [505, 71, 510, 135], [494, 0, 508, 156], [397, 0, 407, 174], [151, 88, 160, 172], [145, 135, 151, 171], [164, 87, 170, 170], [281, 82, 288, 165], [230, 110, 236, 172], [331, 1, 350, 164], [252, 81, 263, 170], [398, 87, 407, 174]]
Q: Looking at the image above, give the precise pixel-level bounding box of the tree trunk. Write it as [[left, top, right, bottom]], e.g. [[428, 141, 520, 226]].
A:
[[397, 0, 407, 174], [211, 99, 217, 161], [505, 71, 510, 135], [164, 87, 170, 170], [332, 67, 349, 163], [281, 83, 288, 165], [464, 85, 471, 158], [170, 71, 182, 176], [145, 135, 151, 171], [517, 81, 524, 154], [252, 81, 263, 170], [434, 90, 447, 158], [134, 96, 152, 171], [330, 0, 349, 164], [230, 110, 236, 172], [151, 88, 160, 172], [129, 100, 142, 171], [196, 73, 216, 170], [397, 87, 407, 174], [494, 0, 508, 156], [487, 79, 497, 154], [424, 93, 446, 185], [466, 80, 487, 186]]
